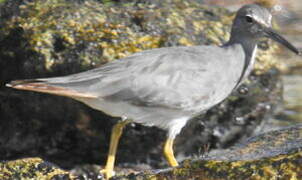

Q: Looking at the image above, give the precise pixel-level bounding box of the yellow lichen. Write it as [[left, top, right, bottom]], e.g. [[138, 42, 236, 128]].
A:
[[0, 158, 73, 179]]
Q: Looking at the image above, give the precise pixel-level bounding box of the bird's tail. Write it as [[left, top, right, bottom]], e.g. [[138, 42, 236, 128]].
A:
[[6, 79, 97, 98]]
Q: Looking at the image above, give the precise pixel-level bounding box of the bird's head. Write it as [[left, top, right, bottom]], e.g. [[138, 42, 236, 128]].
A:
[[232, 4, 300, 55]]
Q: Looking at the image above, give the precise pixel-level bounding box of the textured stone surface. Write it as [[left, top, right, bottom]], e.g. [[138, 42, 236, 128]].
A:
[[1, 125, 301, 179], [120, 125, 302, 180], [0, 158, 73, 180]]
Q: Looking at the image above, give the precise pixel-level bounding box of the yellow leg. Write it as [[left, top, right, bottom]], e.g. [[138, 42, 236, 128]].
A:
[[101, 120, 130, 179], [163, 138, 179, 167]]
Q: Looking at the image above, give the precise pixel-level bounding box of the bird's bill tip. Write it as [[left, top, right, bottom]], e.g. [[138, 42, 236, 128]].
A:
[[264, 27, 300, 55]]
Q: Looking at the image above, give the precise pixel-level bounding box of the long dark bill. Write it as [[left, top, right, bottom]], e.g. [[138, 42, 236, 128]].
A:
[[264, 27, 301, 55]]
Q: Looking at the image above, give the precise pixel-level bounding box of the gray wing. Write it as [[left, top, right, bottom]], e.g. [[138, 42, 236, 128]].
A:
[[106, 48, 215, 110], [37, 45, 243, 112], [9, 45, 245, 131]]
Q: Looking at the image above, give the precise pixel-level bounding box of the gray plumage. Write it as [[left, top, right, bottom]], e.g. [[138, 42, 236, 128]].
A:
[[28, 45, 246, 138], [7, 4, 300, 139]]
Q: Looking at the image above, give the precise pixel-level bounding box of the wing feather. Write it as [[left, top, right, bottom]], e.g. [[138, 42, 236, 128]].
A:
[[7, 45, 239, 110]]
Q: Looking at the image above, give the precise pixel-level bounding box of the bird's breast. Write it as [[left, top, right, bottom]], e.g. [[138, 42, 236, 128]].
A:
[[189, 48, 246, 113]]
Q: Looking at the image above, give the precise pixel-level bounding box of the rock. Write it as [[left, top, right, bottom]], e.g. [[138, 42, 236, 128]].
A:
[[0, 158, 74, 180], [2, 125, 301, 179], [0, 0, 284, 172], [119, 125, 302, 179]]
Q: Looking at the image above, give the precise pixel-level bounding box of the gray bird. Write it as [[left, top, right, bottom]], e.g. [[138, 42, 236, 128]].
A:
[[6, 4, 300, 179]]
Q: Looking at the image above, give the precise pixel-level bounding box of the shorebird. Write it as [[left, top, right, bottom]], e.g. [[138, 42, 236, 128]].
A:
[[6, 4, 300, 179]]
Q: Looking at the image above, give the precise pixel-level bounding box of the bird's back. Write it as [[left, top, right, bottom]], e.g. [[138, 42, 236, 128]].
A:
[[9, 45, 246, 130]]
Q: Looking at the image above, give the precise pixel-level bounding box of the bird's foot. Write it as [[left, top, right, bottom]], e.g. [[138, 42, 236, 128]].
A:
[[100, 168, 115, 180]]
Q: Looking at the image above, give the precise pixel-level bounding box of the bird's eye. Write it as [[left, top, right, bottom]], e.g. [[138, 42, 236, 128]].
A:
[[245, 16, 253, 23]]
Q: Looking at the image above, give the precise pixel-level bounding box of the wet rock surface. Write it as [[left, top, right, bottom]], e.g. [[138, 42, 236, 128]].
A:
[[0, 0, 286, 178], [206, 124, 302, 161], [121, 125, 302, 180], [1, 125, 301, 179]]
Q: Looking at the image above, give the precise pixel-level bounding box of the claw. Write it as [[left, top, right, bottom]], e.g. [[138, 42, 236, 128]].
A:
[[100, 168, 115, 179]]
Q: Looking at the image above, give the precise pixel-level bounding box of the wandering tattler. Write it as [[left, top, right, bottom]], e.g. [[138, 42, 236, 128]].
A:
[[6, 4, 300, 179]]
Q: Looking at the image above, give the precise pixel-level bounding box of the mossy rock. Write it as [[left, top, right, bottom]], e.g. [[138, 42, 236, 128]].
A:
[[0, 158, 73, 180], [119, 125, 302, 179], [2, 125, 300, 179], [0, 0, 280, 80]]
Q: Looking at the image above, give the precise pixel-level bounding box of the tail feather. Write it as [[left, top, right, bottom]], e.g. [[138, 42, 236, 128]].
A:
[[6, 79, 97, 98], [6, 79, 44, 87]]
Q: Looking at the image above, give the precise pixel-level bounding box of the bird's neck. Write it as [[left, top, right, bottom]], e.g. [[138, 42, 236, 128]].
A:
[[223, 35, 258, 88], [225, 34, 258, 57]]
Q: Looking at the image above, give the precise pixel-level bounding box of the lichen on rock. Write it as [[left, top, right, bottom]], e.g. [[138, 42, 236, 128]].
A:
[[0, 158, 73, 180], [123, 125, 302, 179], [1, 0, 281, 75]]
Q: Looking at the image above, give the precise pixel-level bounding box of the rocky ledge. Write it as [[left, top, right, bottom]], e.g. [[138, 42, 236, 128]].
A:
[[1, 125, 301, 179]]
